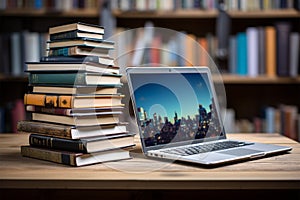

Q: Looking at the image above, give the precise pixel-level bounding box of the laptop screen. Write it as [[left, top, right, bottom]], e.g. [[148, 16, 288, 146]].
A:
[[128, 68, 224, 149]]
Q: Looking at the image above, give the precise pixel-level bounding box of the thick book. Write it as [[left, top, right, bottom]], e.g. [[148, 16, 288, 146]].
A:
[[50, 30, 104, 41], [48, 46, 110, 57], [289, 32, 299, 77], [17, 121, 128, 139], [26, 62, 119, 74], [26, 105, 123, 116], [24, 93, 124, 108], [48, 38, 114, 49], [31, 112, 121, 126], [275, 22, 291, 77], [31, 85, 121, 95], [29, 133, 135, 153], [40, 56, 114, 66], [28, 72, 121, 85], [257, 27, 266, 75], [49, 22, 105, 35], [21, 145, 131, 166]]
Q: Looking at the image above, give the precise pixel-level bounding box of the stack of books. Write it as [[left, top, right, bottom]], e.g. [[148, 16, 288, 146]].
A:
[[18, 22, 135, 167]]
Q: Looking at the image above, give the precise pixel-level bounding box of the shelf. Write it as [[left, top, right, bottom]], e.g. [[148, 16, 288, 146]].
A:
[[0, 75, 27, 82], [0, 9, 99, 17], [113, 9, 300, 19], [221, 75, 300, 84]]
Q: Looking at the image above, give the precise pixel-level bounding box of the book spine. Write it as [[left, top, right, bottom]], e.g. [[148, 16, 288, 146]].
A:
[[265, 26, 276, 77], [50, 30, 78, 41], [26, 105, 71, 116], [246, 27, 259, 77], [29, 134, 87, 153], [21, 146, 76, 166], [24, 94, 73, 108], [48, 47, 76, 56], [29, 73, 86, 85], [237, 32, 247, 75], [289, 32, 300, 77], [17, 120, 72, 138], [275, 22, 291, 77]]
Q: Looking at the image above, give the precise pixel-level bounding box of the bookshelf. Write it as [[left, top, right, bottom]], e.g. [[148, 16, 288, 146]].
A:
[[0, 2, 102, 133], [0, 2, 299, 137]]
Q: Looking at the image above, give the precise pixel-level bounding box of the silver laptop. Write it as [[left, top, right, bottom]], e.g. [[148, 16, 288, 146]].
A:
[[126, 67, 292, 166]]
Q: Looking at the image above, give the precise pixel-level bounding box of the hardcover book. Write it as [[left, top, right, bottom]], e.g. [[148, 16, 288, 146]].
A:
[[48, 38, 114, 49], [30, 85, 121, 95], [48, 46, 110, 57], [40, 56, 114, 66], [21, 145, 132, 166], [49, 22, 105, 35], [50, 30, 104, 41], [17, 120, 128, 139], [24, 93, 124, 108], [28, 72, 121, 85], [26, 62, 119, 74], [29, 133, 135, 153], [31, 112, 121, 126]]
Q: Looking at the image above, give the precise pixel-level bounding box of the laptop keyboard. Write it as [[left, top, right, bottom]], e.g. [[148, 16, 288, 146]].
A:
[[161, 141, 253, 156]]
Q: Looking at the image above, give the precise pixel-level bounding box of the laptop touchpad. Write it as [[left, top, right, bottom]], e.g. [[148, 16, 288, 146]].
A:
[[219, 148, 263, 156]]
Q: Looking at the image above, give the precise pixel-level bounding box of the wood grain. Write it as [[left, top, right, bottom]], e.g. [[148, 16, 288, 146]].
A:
[[0, 133, 299, 190]]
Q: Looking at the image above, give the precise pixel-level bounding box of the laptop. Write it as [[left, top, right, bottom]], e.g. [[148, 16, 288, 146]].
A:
[[126, 67, 292, 166]]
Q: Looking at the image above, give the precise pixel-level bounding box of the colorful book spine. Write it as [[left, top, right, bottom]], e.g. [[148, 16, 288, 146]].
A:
[[265, 26, 276, 77], [24, 93, 73, 108], [246, 27, 259, 77], [236, 32, 247, 75]]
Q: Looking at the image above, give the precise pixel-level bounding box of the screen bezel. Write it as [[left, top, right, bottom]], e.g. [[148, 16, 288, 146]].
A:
[[126, 67, 226, 153]]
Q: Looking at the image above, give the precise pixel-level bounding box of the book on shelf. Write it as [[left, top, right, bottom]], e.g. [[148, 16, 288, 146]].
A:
[[275, 22, 291, 77], [246, 27, 259, 77], [28, 72, 121, 85], [30, 85, 121, 95], [21, 145, 132, 167], [265, 26, 276, 77], [289, 32, 300, 77], [17, 121, 128, 139], [24, 93, 124, 109], [50, 30, 104, 41], [40, 55, 114, 66], [26, 105, 124, 116], [29, 133, 135, 153], [236, 32, 247, 75], [48, 46, 110, 57], [31, 112, 121, 126], [26, 62, 119, 74], [48, 38, 114, 49], [49, 22, 104, 35]]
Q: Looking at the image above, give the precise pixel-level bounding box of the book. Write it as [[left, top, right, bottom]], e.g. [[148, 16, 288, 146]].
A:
[[50, 30, 104, 41], [31, 112, 120, 126], [275, 22, 291, 77], [246, 27, 259, 77], [21, 145, 131, 166], [31, 85, 121, 95], [40, 56, 114, 66], [26, 62, 119, 74], [236, 32, 247, 75], [289, 32, 300, 77], [29, 133, 135, 153], [28, 72, 121, 85], [17, 120, 128, 139], [229, 36, 237, 74], [257, 27, 266, 75], [49, 22, 104, 35], [48, 46, 110, 57], [265, 26, 276, 77], [24, 93, 124, 108], [26, 105, 123, 116], [48, 38, 114, 49]]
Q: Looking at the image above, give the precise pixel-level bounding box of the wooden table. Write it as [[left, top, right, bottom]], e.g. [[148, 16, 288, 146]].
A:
[[0, 133, 299, 200]]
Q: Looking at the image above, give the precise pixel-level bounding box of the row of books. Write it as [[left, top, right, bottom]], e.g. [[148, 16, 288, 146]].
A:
[[111, 0, 298, 12], [224, 105, 300, 142], [229, 23, 299, 77], [18, 22, 135, 167], [0, 0, 100, 11], [0, 32, 48, 76]]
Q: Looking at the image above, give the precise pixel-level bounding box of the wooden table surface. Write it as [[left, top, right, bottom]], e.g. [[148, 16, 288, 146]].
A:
[[0, 133, 299, 191]]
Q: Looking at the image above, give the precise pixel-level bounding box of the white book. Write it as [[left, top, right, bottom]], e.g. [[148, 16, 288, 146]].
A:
[[23, 32, 40, 63], [246, 27, 259, 77]]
